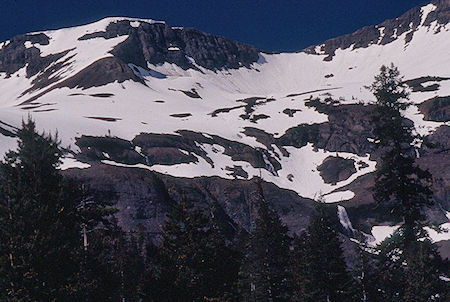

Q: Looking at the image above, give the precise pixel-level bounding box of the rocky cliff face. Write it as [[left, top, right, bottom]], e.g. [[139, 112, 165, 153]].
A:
[[303, 0, 449, 61], [64, 163, 316, 242], [62, 99, 449, 241], [0, 33, 52, 76], [0, 18, 260, 105], [0, 20, 259, 76], [107, 21, 260, 70], [0, 1, 449, 249]]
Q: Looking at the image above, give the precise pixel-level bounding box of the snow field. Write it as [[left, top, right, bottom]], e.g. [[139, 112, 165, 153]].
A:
[[0, 4, 449, 203]]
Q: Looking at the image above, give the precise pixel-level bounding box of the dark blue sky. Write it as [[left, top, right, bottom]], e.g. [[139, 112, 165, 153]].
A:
[[0, 0, 431, 52]]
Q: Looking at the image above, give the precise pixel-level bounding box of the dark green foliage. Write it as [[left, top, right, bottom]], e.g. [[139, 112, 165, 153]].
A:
[[370, 64, 409, 111], [146, 198, 239, 301], [0, 118, 81, 300], [291, 233, 308, 301], [349, 233, 378, 302], [374, 232, 449, 302], [140, 241, 166, 301], [402, 239, 449, 302], [225, 223, 249, 301], [373, 147, 433, 231], [238, 182, 293, 301], [0, 118, 118, 301], [373, 233, 406, 301], [370, 65, 449, 301], [294, 203, 354, 302], [370, 64, 433, 236], [79, 220, 147, 302]]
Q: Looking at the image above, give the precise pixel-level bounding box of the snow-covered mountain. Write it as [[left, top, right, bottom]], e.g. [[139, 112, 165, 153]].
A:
[[0, 1, 449, 245]]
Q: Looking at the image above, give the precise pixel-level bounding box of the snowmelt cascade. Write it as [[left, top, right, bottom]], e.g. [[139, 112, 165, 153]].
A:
[[337, 205, 356, 236]]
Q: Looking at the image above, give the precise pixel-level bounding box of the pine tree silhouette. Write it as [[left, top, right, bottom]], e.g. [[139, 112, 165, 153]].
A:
[[0, 118, 81, 300], [298, 203, 354, 302], [0, 117, 117, 301], [369, 65, 449, 301], [238, 180, 293, 301]]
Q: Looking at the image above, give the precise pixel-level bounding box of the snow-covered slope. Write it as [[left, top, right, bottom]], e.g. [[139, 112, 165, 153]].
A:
[[0, 1, 449, 238]]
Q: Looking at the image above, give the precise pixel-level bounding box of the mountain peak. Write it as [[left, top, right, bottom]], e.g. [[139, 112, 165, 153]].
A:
[[0, 0, 449, 246], [303, 0, 449, 61]]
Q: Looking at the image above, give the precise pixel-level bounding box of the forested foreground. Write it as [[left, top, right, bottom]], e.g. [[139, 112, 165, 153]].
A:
[[0, 66, 448, 301]]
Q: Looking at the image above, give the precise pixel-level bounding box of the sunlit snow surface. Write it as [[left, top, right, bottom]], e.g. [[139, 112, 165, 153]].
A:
[[370, 223, 450, 246], [0, 4, 449, 202], [101, 143, 375, 200], [59, 156, 91, 170], [371, 225, 402, 246], [425, 223, 450, 242]]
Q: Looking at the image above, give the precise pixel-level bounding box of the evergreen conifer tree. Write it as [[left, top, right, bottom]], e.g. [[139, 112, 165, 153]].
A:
[[298, 203, 354, 302], [370, 64, 449, 301], [80, 220, 146, 302], [402, 239, 449, 302], [369, 64, 433, 239], [0, 118, 82, 300], [0, 118, 117, 301], [238, 181, 292, 302], [291, 233, 308, 302], [140, 241, 166, 301], [154, 198, 238, 301], [374, 229, 449, 302], [349, 232, 377, 302]]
